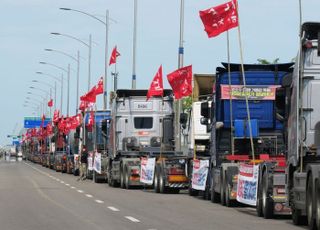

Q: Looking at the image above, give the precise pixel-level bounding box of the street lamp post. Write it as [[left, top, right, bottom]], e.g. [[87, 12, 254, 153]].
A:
[[51, 32, 91, 92], [36, 71, 64, 113], [44, 48, 80, 114], [27, 92, 46, 115], [132, 0, 138, 90], [59, 7, 112, 109], [39, 62, 70, 115], [32, 80, 55, 118], [29, 87, 48, 116]]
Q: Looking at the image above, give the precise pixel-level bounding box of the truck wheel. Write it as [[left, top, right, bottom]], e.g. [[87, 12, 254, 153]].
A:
[[93, 171, 99, 183], [315, 180, 320, 230], [256, 174, 263, 217], [262, 171, 274, 219], [225, 183, 233, 207], [220, 171, 226, 206], [154, 165, 160, 193], [203, 187, 210, 200], [108, 175, 116, 187], [73, 168, 79, 176], [159, 165, 167, 194], [189, 187, 198, 196], [120, 165, 125, 189], [307, 175, 316, 229], [125, 166, 131, 189], [211, 169, 220, 203]]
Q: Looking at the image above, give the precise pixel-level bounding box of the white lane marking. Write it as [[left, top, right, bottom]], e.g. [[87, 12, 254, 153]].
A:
[[65, 184, 70, 186], [77, 190, 84, 193], [71, 186, 76, 189], [95, 200, 104, 204], [60, 181, 65, 184], [125, 216, 140, 223], [85, 194, 93, 198], [107, 206, 120, 212]]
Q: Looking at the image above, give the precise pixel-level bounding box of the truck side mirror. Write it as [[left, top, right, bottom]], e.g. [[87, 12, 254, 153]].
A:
[[201, 102, 210, 118], [318, 32, 320, 56]]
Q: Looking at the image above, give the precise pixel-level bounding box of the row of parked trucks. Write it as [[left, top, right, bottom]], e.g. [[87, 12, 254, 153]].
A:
[[22, 22, 320, 230]]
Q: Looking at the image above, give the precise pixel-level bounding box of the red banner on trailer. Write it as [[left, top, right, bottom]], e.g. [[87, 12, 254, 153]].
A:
[[220, 85, 280, 100]]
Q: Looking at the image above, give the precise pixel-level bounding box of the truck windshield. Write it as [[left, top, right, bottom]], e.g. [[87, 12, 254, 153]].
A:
[[134, 117, 153, 129]]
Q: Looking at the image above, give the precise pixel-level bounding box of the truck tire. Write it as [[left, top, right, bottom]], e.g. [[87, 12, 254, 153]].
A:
[[125, 166, 131, 189], [154, 165, 160, 193], [203, 187, 210, 200], [189, 187, 198, 196], [211, 169, 220, 203], [262, 171, 274, 219], [225, 183, 232, 207], [93, 171, 99, 183], [315, 180, 320, 230], [256, 174, 263, 217], [220, 171, 226, 206], [307, 175, 316, 229], [120, 165, 125, 189], [159, 164, 167, 194]]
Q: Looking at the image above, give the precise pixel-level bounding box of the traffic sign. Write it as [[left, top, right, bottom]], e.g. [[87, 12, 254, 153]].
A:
[[24, 116, 51, 128]]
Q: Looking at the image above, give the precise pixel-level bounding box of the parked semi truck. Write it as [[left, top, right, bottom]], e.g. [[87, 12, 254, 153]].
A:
[[84, 110, 111, 183], [287, 22, 320, 229], [186, 74, 215, 198], [200, 62, 294, 218], [105, 89, 188, 192]]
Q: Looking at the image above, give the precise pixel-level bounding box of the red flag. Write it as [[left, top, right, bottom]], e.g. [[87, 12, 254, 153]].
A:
[[80, 89, 96, 103], [147, 65, 163, 101], [46, 123, 53, 135], [48, 99, 53, 107], [53, 109, 60, 123], [95, 77, 104, 95], [167, 65, 193, 100], [109, 46, 120, 66], [87, 111, 95, 130], [199, 0, 238, 38]]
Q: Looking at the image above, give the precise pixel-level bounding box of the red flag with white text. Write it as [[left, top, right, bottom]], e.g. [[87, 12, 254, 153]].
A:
[[147, 65, 163, 101], [109, 46, 120, 66], [167, 65, 192, 100], [199, 0, 238, 38]]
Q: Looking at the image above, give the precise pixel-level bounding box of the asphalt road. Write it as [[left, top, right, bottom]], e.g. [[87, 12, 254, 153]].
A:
[[0, 158, 308, 230]]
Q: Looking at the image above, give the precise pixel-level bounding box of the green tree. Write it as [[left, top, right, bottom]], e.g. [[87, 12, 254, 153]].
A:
[[182, 96, 192, 112], [257, 58, 280, 64]]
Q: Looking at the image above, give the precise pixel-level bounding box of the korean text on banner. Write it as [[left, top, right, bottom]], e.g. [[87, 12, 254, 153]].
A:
[[93, 152, 101, 174], [140, 157, 156, 185], [87, 152, 93, 171], [191, 159, 209, 191], [236, 163, 259, 206]]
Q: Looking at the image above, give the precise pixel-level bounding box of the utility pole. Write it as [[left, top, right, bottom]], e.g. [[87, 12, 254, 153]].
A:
[[132, 0, 138, 89], [175, 0, 185, 151]]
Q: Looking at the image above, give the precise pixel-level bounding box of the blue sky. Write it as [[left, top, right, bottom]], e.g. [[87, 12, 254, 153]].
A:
[[0, 0, 319, 146]]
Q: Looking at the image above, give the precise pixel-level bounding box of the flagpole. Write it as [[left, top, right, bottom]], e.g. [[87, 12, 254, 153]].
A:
[[132, 0, 137, 89], [226, 32, 234, 155], [235, 1, 255, 161], [175, 0, 185, 152], [50, 88, 52, 120]]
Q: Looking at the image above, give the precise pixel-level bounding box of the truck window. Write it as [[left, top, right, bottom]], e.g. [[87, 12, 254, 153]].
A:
[[134, 117, 153, 129]]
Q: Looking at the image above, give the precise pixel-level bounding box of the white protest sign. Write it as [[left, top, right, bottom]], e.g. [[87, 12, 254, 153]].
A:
[[236, 163, 259, 206], [140, 157, 156, 185], [93, 152, 101, 174], [191, 159, 209, 191]]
